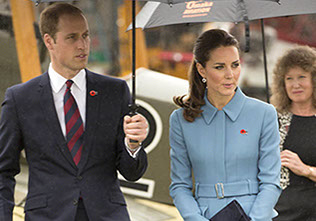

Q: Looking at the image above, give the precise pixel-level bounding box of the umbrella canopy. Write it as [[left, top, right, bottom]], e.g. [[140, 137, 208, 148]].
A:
[[132, 0, 316, 29], [29, 0, 77, 6], [29, 0, 75, 3], [138, 0, 188, 4], [136, 0, 278, 5], [32, 0, 76, 2]]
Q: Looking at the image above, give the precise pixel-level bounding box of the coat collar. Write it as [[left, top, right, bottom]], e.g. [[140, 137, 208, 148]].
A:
[[201, 87, 246, 124], [48, 64, 86, 93]]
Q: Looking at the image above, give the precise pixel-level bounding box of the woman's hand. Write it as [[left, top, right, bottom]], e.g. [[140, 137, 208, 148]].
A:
[[281, 149, 310, 177]]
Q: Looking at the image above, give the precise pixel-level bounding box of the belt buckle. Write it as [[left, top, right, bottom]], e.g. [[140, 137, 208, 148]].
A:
[[215, 183, 224, 199]]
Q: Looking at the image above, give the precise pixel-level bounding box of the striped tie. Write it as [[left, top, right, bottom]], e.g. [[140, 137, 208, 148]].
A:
[[64, 80, 84, 165]]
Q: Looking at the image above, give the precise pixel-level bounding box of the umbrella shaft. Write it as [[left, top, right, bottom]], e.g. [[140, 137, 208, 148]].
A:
[[261, 19, 270, 103], [132, 0, 136, 105]]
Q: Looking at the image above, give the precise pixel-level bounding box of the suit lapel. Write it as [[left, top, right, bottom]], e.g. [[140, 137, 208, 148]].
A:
[[78, 70, 102, 172], [39, 73, 77, 169]]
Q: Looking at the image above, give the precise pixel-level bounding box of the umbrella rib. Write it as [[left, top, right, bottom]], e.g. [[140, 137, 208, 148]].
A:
[[136, 2, 161, 29]]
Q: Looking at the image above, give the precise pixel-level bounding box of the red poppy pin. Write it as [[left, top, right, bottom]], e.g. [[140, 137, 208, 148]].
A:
[[89, 90, 98, 97], [240, 129, 248, 135]]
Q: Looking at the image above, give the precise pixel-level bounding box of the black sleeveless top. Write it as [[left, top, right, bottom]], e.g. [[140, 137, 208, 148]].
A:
[[283, 114, 316, 187]]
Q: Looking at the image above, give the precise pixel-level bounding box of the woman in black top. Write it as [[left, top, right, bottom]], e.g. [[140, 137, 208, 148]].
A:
[[271, 46, 316, 221]]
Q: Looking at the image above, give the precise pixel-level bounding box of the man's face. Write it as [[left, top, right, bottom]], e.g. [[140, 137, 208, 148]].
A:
[[45, 13, 90, 78]]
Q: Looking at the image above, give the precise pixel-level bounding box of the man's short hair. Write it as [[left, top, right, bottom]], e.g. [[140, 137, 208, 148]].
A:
[[39, 3, 84, 41]]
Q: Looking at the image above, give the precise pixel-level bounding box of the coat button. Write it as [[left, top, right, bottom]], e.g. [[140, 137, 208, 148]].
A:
[[77, 176, 83, 180], [73, 199, 78, 205]]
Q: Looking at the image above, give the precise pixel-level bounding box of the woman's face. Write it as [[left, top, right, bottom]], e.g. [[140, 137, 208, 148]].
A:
[[285, 66, 314, 105], [197, 46, 241, 101]]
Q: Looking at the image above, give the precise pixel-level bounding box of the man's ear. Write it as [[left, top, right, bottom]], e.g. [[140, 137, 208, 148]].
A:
[[196, 62, 206, 78], [43, 33, 54, 50]]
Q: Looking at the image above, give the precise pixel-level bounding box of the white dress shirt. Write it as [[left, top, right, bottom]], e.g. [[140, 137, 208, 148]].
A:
[[48, 64, 86, 137], [48, 64, 140, 157]]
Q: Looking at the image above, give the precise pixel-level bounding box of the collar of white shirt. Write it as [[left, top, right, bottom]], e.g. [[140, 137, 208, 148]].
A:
[[48, 63, 86, 93]]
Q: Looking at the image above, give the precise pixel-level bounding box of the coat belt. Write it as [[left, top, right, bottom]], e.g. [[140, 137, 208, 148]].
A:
[[195, 179, 259, 199]]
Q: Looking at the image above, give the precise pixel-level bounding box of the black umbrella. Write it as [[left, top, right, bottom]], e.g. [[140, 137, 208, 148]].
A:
[[138, 0, 188, 4], [30, 0, 73, 1], [30, 0, 76, 6], [136, 0, 278, 5], [131, 0, 316, 102]]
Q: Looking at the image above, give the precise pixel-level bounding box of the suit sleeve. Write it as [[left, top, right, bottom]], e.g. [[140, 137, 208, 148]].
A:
[[169, 111, 208, 221], [0, 88, 23, 220], [115, 81, 147, 182], [248, 104, 282, 221]]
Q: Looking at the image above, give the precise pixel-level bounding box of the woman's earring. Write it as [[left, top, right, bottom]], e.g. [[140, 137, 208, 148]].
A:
[[202, 78, 207, 83]]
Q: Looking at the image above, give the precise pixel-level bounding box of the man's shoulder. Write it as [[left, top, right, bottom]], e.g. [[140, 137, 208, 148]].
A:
[[86, 70, 125, 85], [8, 73, 47, 93]]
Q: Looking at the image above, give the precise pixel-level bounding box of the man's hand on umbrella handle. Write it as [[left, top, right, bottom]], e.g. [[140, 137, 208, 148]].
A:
[[124, 114, 148, 150]]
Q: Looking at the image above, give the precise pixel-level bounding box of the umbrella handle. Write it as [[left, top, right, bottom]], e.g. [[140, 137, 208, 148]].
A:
[[128, 103, 140, 143]]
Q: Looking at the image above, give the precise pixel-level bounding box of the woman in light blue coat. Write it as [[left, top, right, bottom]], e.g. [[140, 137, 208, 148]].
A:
[[169, 29, 282, 221]]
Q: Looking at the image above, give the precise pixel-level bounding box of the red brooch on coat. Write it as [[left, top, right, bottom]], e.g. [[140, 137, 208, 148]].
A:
[[89, 90, 98, 97], [240, 129, 248, 135]]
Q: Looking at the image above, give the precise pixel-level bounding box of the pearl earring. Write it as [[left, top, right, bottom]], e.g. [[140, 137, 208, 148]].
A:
[[202, 78, 207, 83]]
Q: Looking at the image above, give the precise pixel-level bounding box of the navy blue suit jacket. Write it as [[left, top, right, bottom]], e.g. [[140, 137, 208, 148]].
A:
[[0, 70, 147, 221]]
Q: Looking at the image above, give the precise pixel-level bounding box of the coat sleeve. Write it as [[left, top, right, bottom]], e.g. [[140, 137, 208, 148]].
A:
[[0, 88, 23, 220], [248, 104, 282, 221], [169, 111, 208, 221], [115, 81, 147, 182]]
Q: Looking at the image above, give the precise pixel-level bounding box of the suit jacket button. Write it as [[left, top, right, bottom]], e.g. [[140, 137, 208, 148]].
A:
[[77, 176, 83, 180], [73, 199, 78, 205]]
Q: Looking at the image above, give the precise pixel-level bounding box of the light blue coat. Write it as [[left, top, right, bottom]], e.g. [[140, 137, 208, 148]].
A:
[[169, 88, 282, 221]]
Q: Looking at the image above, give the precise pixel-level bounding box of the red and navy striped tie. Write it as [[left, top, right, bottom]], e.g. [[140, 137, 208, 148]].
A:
[[64, 80, 84, 165]]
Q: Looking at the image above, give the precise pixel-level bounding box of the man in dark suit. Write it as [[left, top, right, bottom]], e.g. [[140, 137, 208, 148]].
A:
[[0, 3, 148, 221]]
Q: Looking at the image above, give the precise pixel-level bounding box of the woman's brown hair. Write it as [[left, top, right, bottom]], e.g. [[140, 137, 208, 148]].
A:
[[174, 29, 240, 122], [270, 45, 316, 113]]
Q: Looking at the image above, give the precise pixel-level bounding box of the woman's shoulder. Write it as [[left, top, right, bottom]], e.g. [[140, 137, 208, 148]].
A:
[[170, 108, 195, 125], [239, 96, 277, 122], [170, 108, 183, 120], [244, 96, 276, 112]]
